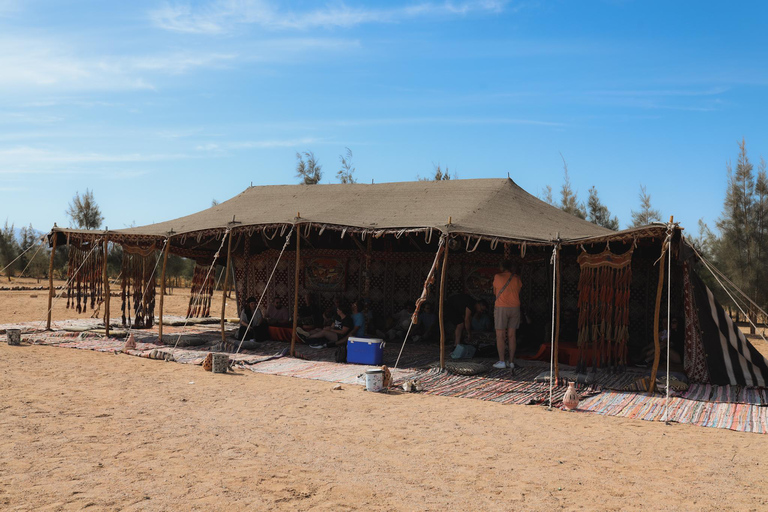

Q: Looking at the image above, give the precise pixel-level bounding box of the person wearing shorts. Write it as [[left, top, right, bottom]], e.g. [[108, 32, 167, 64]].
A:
[[493, 260, 523, 369]]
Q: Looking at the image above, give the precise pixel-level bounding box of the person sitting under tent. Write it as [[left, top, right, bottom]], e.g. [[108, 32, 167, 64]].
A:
[[471, 299, 493, 333], [237, 296, 268, 348], [445, 293, 487, 347], [416, 302, 438, 342], [350, 299, 366, 338], [298, 292, 323, 331], [299, 302, 355, 349], [641, 317, 683, 367], [265, 297, 290, 326], [385, 302, 414, 340]]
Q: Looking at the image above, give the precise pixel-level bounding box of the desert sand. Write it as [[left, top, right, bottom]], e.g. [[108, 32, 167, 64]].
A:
[[2, 278, 768, 510]]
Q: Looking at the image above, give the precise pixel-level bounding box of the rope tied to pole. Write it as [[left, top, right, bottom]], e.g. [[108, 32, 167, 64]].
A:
[[123, 238, 169, 339], [547, 242, 559, 409], [34, 240, 102, 334], [172, 232, 228, 350], [663, 222, 673, 423], [688, 241, 768, 344], [235, 226, 294, 354], [394, 235, 447, 370], [0, 234, 47, 274]]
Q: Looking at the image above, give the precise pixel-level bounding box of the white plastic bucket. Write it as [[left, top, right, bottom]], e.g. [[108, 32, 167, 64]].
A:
[[365, 369, 384, 392], [6, 329, 21, 346]]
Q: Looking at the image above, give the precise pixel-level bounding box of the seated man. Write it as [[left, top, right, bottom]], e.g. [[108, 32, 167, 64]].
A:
[[386, 302, 414, 341], [641, 317, 684, 367], [236, 296, 268, 349], [298, 292, 323, 331], [265, 297, 290, 326], [417, 302, 438, 342], [445, 293, 487, 347], [299, 302, 355, 349]]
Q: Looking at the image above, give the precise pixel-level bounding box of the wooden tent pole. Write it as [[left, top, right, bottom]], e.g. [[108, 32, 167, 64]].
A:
[[220, 230, 233, 345], [46, 232, 57, 330], [364, 235, 372, 299], [554, 244, 561, 380], [438, 235, 450, 369], [158, 238, 171, 343], [648, 241, 667, 395], [290, 219, 301, 357], [102, 237, 110, 337]]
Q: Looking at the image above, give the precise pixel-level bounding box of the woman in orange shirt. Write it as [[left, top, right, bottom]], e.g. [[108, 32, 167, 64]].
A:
[[492, 260, 523, 370]]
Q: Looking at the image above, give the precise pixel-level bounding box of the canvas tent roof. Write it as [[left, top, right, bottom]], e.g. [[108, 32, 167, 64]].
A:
[[80, 178, 619, 243]]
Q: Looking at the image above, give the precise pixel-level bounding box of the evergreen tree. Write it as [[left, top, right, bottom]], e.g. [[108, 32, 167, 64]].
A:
[[0, 220, 18, 280], [295, 151, 322, 185], [66, 189, 104, 229], [418, 163, 455, 181], [337, 147, 357, 184], [715, 139, 767, 329], [586, 186, 619, 230], [630, 185, 661, 227], [559, 158, 586, 219]]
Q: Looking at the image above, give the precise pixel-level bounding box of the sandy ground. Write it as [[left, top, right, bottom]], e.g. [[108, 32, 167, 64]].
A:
[[0, 278, 237, 324], [2, 278, 768, 510]]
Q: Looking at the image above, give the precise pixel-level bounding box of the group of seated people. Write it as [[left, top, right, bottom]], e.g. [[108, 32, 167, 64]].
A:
[[295, 296, 367, 349]]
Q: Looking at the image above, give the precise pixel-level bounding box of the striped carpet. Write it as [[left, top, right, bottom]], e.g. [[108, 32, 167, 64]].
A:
[[676, 383, 768, 405], [414, 367, 603, 406], [578, 391, 768, 434]]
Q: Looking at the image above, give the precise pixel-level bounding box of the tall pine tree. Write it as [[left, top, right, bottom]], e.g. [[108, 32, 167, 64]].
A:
[[715, 139, 768, 331], [586, 186, 619, 230]]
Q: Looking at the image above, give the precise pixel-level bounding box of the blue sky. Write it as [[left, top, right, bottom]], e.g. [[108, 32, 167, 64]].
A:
[[1, 0, 767, 235]]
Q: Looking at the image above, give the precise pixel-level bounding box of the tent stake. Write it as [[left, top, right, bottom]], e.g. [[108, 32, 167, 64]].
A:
[[220, 230, 234, 346], [648, 240, 667, 395], [291, 224, 301, 357], [438, 236, 450, 369], [46, 232, 57, 330], [158, 238, 171, 343], [102, 237, 110, 338]]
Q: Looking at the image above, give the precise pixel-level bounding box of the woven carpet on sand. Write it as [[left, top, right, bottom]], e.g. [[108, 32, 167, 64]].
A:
[[674, 383, 768, 406], [578, 391, 768, 434], [238, 357, 422, 385], [413, 366, 603, 406]]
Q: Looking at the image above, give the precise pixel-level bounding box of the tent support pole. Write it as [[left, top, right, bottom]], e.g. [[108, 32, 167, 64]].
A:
[[364, 235, 372, 299], [46, 233, 57, 331], [438, 237, 450, 370], [220, 231, 233, 345], [158, 239, 170, 343], [102, 237, 110, 338], [648, 242, 667, 395], [290, 225, 301, 357], [554, 244, 561, 380]]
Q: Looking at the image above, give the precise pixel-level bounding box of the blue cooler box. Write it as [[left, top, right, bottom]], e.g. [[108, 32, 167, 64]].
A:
[[347, 337, 384, 365]]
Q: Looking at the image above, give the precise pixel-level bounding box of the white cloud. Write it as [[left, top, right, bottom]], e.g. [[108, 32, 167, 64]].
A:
[[0, 33, 356, 92], [194, 137, 325, 151], [149, 0, 510, 34], [0, 147, 191, 165]]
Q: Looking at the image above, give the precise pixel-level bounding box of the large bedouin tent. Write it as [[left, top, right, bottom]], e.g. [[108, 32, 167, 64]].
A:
[[46, 178, 768, 391]]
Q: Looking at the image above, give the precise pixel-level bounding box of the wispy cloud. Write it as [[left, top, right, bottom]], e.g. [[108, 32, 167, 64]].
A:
[[0, 147, 191, 165], [150, 0, 510, 34], [330, 116, 562, 127], [0, 34, 356, 92], [195, 137, 326, 151]]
